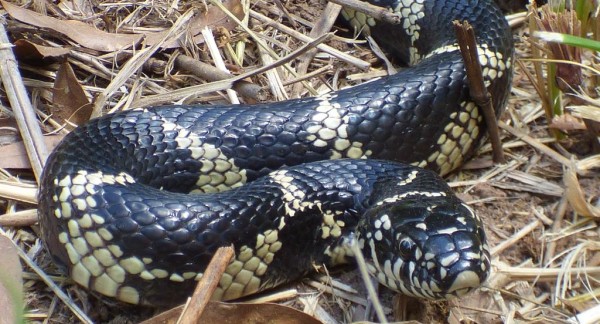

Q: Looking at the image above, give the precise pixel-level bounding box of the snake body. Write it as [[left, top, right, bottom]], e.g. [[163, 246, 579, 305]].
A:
[[38, 0, 513, 306]]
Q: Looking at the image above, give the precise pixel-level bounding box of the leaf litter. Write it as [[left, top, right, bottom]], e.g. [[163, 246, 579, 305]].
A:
[[0, 0, 599, 323]]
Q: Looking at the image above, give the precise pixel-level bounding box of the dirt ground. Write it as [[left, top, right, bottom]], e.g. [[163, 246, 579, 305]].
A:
[[0, 0, 598, 323]]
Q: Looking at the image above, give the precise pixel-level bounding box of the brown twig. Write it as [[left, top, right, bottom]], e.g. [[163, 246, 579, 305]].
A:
[[291, 2, 341, 97], [453, 20, 505, 164], [249, 10, 370, 69], [132, 33, 333, 108], [177, 245, 235, 324], [283, 64, 334, 86], [174, 54, 264, 102], [92, 9, 195, 118], [0, 24, 48, 180], [328, 0, 401, 25], [499, 121, 571, 167], [209, 0, 319, 96], [0, 209, 38, 227]]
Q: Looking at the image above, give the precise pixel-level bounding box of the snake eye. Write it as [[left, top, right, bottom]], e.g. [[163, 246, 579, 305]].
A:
[[398, 238, 415, 260]]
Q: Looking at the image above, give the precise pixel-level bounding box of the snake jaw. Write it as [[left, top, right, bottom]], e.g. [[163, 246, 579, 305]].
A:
[[358, 199, 490, 299]]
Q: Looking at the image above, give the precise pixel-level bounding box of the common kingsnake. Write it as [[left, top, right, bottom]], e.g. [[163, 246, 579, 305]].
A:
[[38, 0, 513, 306]]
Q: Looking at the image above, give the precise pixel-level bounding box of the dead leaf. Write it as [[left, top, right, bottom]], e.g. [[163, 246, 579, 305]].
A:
[[141, 301, 323, 324], [448, 291, 496, 324], [2, 0, 244, 51], [0, 120, 19, 146], [51, 61, 92, 127], [0, 135, 64, 169], [569, 105, 600, 124], [13, 39, 71, 60], [0, 234, 23, 324], [564, 159, 600, 217], [158, 0, 244, 48], [462, 157, 495, 170], [1, 0, 142, 51], [549, 114, 587, 131]]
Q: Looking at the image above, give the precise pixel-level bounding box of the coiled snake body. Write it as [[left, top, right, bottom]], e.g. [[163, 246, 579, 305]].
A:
[[39, 0, 513, 306]]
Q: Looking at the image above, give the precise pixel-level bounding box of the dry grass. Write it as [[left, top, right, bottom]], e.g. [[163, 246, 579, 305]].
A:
[[0, 0, 599, 323]]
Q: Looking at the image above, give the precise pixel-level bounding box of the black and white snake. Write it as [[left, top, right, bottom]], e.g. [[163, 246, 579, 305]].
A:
[[38, 0, 513, 306]]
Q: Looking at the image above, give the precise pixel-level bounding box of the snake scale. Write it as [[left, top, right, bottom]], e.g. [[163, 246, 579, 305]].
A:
[[38, 0, 513, 306]]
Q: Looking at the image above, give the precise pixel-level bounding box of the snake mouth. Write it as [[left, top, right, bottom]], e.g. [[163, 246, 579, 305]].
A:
[[383, 246, 490, 300], [359, 252, 489, 300], [407, 239, 491, 299], [382, 247, 490, 300], [445, 270, 483, 297]]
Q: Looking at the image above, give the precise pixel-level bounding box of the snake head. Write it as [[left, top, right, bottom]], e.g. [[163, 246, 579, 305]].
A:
[[357, 198, 490, 300]]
